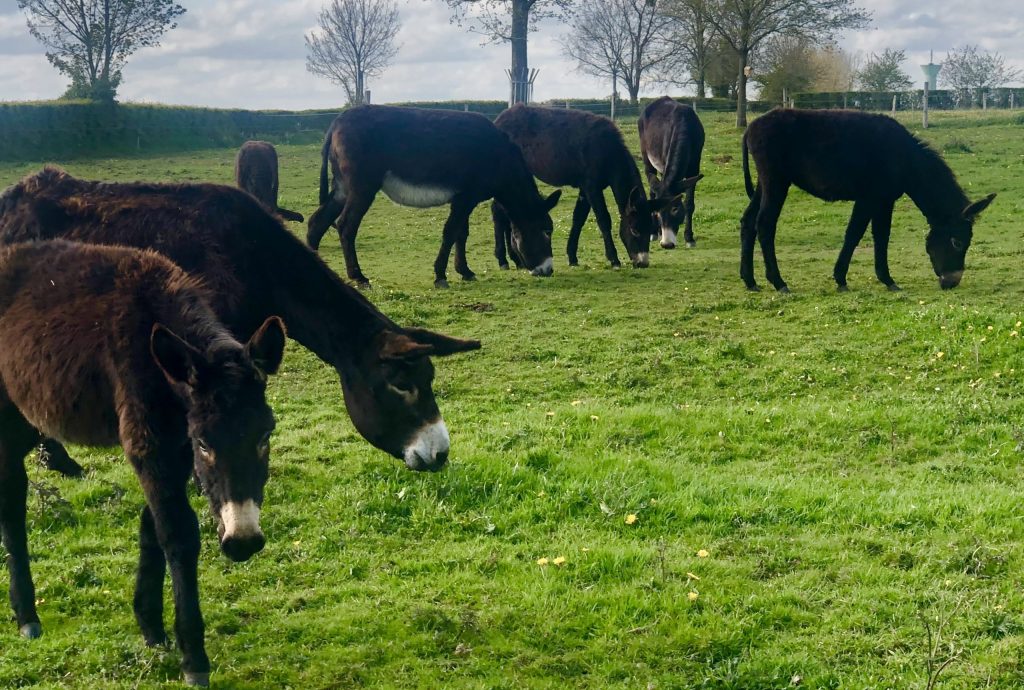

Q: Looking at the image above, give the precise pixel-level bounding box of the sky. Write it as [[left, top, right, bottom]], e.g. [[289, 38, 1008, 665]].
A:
[[1, 0, 1021, 109]]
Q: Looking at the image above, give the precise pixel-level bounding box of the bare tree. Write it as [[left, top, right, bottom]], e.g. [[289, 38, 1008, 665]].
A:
[[660, 0, 716, 98], [702, 0, 870, 126], [562, 0, 680, 104], [306, 0, 401, 106], [941, 45, 1022, 100], [810, 45, 859, 92], [441, 0, 575, 103], [16, 0, 186, 101], [856, 48, 911, 92], [754, 35, 818, 102]]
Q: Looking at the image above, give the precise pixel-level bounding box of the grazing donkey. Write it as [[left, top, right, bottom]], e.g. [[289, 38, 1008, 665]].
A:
[[0, 168, 480, 479], [638, 97, 706, 249], [0, 240, 286, 687], [235, 140, 305, 222], [741, 108, 997, 292], [493, 104, 679, 269], [307, 105, 560, 288]]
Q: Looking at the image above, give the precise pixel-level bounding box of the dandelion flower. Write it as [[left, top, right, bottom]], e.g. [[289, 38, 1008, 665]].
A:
[[537, 557, 549, 566], [546, 411, 555, 417], [936, 351, 945, 359], [687, 591, 699, 601], [590, 415, 600, 421], [697, 549, 709, 558], [553, 556, 566, 566], [625, 514, 638, 525], [571, 400, 582, 406]]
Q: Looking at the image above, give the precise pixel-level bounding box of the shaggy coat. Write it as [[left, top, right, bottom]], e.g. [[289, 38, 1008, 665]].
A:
[[638, 97, 706, 248], [235, 140, 304, 222], [741, 108, 996, 292], [0, 168, 480, 477], [0, 240, 285, 687], [493, 104, 673, 269], [306, 105, 560, 287]]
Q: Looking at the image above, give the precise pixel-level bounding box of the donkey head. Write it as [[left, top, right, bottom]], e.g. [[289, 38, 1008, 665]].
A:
[[926, 193, 996, 289], [621, 187, 654, 268], [151, 316, 286, 562], [338, 327, 480, 472], [649, 174, 703, 249], [509, 190, 561, 277]]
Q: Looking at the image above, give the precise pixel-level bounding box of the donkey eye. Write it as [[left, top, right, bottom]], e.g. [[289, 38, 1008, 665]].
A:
[[951, 237, 965, 251], [387, 382, 418, 403], [196, 439, 211, 456]]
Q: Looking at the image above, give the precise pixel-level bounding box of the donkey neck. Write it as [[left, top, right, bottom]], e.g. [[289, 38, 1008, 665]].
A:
[[608, 146, 645, 215], [905, 144, 970, 225], [256, 231, 393, 368]]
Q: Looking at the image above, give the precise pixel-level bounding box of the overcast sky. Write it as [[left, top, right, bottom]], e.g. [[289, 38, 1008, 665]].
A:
[[1, 0, 1021, 109]]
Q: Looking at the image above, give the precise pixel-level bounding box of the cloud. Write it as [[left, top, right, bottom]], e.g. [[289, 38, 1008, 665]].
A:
[[0, 0, 1020, 109]]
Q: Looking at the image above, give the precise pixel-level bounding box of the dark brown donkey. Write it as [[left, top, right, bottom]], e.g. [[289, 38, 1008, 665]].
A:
[[741, 108, 997, 292], [235, 140, 305, 222], [0, 240, 286, 687], [0, 168, 480, 478], [307, 105, 560, 288], [493, 104, 681, 270], [638, 97, 705, 249]]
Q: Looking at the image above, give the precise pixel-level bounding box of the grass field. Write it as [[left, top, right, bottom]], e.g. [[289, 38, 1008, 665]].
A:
[[1, 108, 1023, 689]]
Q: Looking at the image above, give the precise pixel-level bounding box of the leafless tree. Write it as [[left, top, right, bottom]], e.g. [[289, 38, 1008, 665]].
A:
[[659, 0, 716, 98], [702, 0, 870, 126], [306, 0, 401, 106], [16, 0, 186, 101], [562, 0, 680, 103], [440, 0, 575, 103], [941, 45, 1022, 100]]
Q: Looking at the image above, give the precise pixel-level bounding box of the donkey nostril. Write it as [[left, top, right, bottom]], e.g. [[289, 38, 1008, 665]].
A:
[[433, 450, 449, 468]]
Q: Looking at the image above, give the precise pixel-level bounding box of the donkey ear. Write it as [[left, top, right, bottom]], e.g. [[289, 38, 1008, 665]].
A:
[[404, 327, 482, 357], [543, 190, 562, 211], [962, 193, 996, 221], [151, 324, 201, 389], [246, 316, 287, 376], [680, 173, 704, 190], [628, 186, 646, 209], [378, 330, 435, 361]]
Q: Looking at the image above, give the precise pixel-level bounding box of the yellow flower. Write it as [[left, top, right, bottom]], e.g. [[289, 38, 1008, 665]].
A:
[[697, 549, 709, 558], [536, 557, 549, 566], [553, 556, 566, 566], [1011, 331, 1019, 338], [545, 411, 555, 417], [936, 351, 944, 358], [571, 400, 582, 406], [687, 591, 699, 601], [590, 415, 600, 421], [625, 514, 638, 525]]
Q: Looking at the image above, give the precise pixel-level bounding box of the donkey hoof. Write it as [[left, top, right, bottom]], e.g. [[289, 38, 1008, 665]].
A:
[[837, 284, 850, 293], [610, 262, 621, 270], [434, 279, 450, 289], [887, 283, 902, 292], [184, 672, 211, 687], [498, 263, 510, 271], [686, 241, 696, 248], [354, 280, 371, 290], [460, 273, 477, 282], [19, 622, 42, 639], [567, 259, 579, 267], [777, 285, 791, 294], [746, 284, 761, 292]]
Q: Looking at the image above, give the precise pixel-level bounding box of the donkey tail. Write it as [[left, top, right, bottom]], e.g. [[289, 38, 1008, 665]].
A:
[[318, 131, 331, 205], [742, 131, 754, 200]]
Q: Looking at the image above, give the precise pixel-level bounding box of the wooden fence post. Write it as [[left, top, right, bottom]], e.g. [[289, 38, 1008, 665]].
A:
[[923, 82, 930, 129]]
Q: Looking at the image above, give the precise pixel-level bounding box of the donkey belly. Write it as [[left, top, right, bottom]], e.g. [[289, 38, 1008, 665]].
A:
[[381, 172, 455, 208], [649, 154, 666, 174]]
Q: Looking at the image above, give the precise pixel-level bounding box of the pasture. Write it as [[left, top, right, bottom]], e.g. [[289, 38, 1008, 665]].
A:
[[1, 109, 1023, 689]]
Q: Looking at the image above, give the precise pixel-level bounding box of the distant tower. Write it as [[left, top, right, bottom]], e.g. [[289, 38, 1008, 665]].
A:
[[921, 50, 942, 90]]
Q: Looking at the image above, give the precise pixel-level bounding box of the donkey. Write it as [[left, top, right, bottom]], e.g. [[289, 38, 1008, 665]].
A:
[[741, 108, 997, 292], [638, 97, 706, 249], [492, 104, 679, 269], [0, 168, 480, 479], [0, 240, 286, 687], [235, 140, 305, 222], [307, 105, 560, 288]]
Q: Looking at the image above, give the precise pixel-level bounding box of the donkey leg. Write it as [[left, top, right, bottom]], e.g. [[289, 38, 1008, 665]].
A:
[[0, 407, 42, 638], [683, 185, 697, 248], [452, 202, 478, 282], [587, 187, 621, 268], [437, 197, 475, 288], [38, 438, 84, 478], [306, 197, 343, 251], [832, 200, 874, 291], [336, 192, 375, 287], [870, 200, 900, 290], [491, 201, 513, 270], [740, 190, 761, 291], [755, 182, 791, 292], [134, 505, 168, 647], [566, 192, 591, 267]]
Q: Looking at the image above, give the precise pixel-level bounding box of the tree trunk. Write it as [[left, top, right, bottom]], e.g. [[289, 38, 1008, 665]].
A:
[[510, 0, 530, 104], [696, 74, 706, 99], [736, 48, 749, 128], [628, 82, 640, 105]]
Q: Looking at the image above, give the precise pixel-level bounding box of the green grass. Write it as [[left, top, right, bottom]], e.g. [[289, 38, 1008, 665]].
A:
[[1, 108, 1024, 689]]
